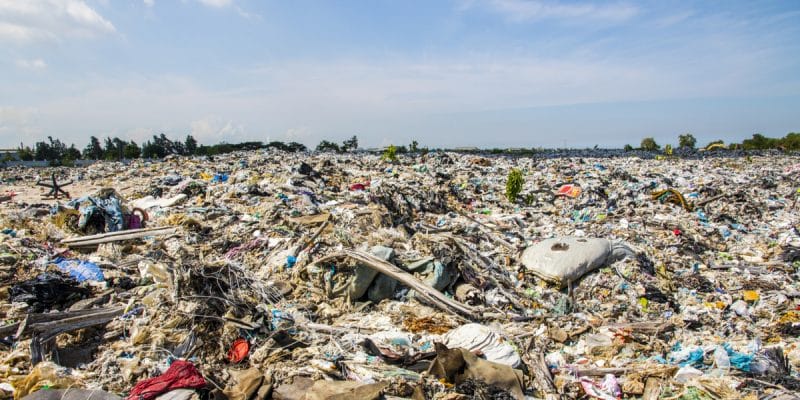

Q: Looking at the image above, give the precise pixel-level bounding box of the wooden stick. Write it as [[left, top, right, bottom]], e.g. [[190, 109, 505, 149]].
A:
[[61, 227, 177, 247], [305, 322, 376, 335], [603, 321, 675, 335], [530, 352, 561, 400], [310, 250, 479, 319], [455, 209, 517, 252], [573, 367, 630, 377], [291, 220, 330, 258], [0, 307, 114, 338], [29, 307, 125, 342], [16, 307, 125, 365], [60, 226, 175, 243]]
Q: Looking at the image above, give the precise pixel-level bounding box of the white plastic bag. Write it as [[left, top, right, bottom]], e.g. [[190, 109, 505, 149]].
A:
[[440, 323, 521, 367]]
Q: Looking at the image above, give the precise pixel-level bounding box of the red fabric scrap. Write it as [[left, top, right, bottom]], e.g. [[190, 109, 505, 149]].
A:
[[349, 181, 370, 191], [227, 338, 250, 363], [126, 359, 206, 400]]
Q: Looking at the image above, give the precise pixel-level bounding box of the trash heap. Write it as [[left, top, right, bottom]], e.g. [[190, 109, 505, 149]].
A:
[[1, 151, 800, 400]]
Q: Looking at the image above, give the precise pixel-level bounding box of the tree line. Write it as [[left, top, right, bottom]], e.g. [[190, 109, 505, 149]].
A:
[[10, 134, 308, 165], [8, 131, 799, 166], [633, 132, 800, 152]]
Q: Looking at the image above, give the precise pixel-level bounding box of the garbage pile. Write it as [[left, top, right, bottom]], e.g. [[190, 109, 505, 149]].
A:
[[1, 151, 800, 400]]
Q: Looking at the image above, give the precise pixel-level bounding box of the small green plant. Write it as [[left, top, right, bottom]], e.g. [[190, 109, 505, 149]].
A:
[[382, 145, 398, 162], [505, 168, 523, 203], [523, 192, 536, 206]]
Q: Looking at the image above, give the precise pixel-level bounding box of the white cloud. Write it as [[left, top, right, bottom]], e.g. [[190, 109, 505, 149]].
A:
[[143, 0, 154, 7], [0, 107, 42, 143], [196, 0, 232, 8], [472, 0, 638, 23], [15, 58, 47, 70], [1, 21, 792, 148], [284, 127, 310, 141], [190, 116, 245, 143], [655, 11, 694, 28], [125, 127, 155, 143], [235, 6, 261, 20], [0, 0, 115, 43]]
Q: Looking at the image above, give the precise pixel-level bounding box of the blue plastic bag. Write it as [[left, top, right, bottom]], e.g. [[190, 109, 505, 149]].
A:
[[54, 257, 105, 282]]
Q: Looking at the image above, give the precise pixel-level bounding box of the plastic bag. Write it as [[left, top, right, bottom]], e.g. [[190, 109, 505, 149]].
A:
[[440, 323, 521, 367], [54, 257, 104, 282]]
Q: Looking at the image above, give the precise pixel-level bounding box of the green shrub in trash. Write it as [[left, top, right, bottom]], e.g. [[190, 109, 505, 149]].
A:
[[505, 168, 523, 203], [382, 145, 398, 163], [523, 192, 536, 206]]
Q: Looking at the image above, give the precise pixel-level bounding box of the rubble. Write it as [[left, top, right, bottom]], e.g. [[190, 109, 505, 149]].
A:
[[1, 151, 800, 399]]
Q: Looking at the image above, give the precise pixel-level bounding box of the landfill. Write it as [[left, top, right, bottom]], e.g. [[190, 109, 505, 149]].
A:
[[1, 151, 800, 400]]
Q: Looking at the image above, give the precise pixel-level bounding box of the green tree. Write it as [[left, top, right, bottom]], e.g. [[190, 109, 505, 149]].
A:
[[678, 133, 696, 149], [62, 144, 81, 161], [316, 140, 341, 153], [147, 134, 170, 158], [113, 137, 127, 159], [341, 135, 358, 152], [640, 137, 660, 151], [781, 132, 800, 150], [742, 133, 778, 150], [17, 145, 34, 161], [150, 134, 175, 157], [102, 137, 128, 160], [34, 141, 51, 161], [184, 135, 198, 155], [124, 141, 141, 159], [103, 137, 114, 160], [623, 144, 633, 152], [141, 141, 155, 158], [83, 136, 104, 159], [35, 137, 67, 162], [505, 168, 523, 203], [410, 140, 419, 153], [287, 142, 307, 152]]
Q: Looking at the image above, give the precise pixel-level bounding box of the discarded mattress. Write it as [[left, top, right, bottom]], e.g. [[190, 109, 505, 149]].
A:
[[520, 237, 634, 287]]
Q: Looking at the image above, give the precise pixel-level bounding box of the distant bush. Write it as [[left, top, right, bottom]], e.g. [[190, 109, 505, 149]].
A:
[[640, 137, 660, 151], [678, 133, 697, 149]]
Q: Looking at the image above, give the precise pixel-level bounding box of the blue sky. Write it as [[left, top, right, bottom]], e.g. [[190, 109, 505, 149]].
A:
[[1, 0, 799, 149]]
